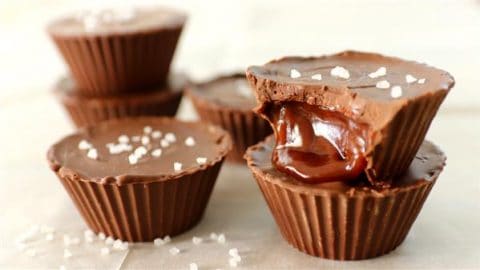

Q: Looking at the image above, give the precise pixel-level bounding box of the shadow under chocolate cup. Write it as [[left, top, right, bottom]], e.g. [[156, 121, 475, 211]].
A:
[[47, 117, 231, 242], [245, 136, 446, 260], [54, 75, 185, 128], [47, 7, 186, 96], [186, 73, 272, 163]]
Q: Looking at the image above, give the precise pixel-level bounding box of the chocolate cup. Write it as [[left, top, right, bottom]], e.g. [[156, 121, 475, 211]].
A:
[[186, 78, 272, 163], [48, 21, 184, 96], [245, 136, 444, 260], [54, 76, 184, 128], [53, 160, 223, 242]]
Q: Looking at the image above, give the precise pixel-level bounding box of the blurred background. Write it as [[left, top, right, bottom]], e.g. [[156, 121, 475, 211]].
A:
[[1, 0, 479, 269]]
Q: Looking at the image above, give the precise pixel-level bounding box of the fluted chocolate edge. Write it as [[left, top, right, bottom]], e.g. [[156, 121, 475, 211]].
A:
[[53, 158, 224, 242]]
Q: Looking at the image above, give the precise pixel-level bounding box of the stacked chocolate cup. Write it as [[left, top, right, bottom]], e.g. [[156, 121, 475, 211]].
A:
[[47, 7, 187, 127], [245, 51, 455, 260]]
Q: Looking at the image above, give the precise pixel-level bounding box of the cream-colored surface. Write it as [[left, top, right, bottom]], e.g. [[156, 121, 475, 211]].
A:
[[1, 0, 479, 269]]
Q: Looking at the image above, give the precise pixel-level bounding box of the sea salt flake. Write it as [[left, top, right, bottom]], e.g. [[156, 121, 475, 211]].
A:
[[141, 136, 150, 145], [289, 69, 301, 78], [113, 239, 127, 250], [169, 247, 180, 255], [98, 232, 106, 240], [144, 126, 153, 134], [405, 74, 417, 83], [217, 233, 226, 244], [118, 135, 129, 143], [165, 133, 176, 143], [105, 236, 114, 245], [229, 258, 239, 267], [174, 162, 183, 171], [78, 140, 92, 150], [196, 157, 207, 165], [376, 80, 390, 89], [128, 154, 138, 165], [192, 236, 203, 245], [64, 249, 72, 259], [134, 146, 147, 157], [228, 248, 239, 257], [163, 235, 171, 243], [368, 67, 386, 78], [87, 148, 98, 160], [151, 149, 162, 157], [132, 136, 141, 142], [100, 247, 110, 256], [311, 74, 322, 80], [418, 78, 426, 84], [210, 233, 218, 240], [160, 139, 170, 148], [153, 238, 164, 246], [185, 136, 196, 147], [330, 66, 350, 79], [152, 131, 162, 139], [390, 86, 403, 98], [189, 263, 199, 270]]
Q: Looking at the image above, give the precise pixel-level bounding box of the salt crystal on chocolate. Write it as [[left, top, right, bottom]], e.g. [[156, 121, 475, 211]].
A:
[[192, 236, 203, 245], [330, 66, 350, 79], [169, 247, 180, 255], [217, 233, 226, 244], [118, 135, 129, 143], [311, 74, 322, 80], [78, 140, 92, 150], [87, 148, 98, 160], [144, 126, 152, 134], [132, 136, 141, 142], [141, 136, 150, 145], [405, 74, 417, 83], [153, 238, 164, 246], [185, 136, 196, 147], [165, 133, 176, 143], [98, 232, 106, 240], [289, 69, 301, 79], [228, 248, 239, 257], [391, 86, 403, 98], [152, 131, 162, 139], [160, 139, 170, 148], [163, 235, 171, 243], [196, 157, 207, 165], [174, 162, 183, 171], [418, 78, 426, 84], [376, 80, 390, 89], [134, 146, 147, 157], [105, 236, 114, 245], [368, 67, 386, 78], [151, 149, 162, 157], [128, 154, 138, 165]]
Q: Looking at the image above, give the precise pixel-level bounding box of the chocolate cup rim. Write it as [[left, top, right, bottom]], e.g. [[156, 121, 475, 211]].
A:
[[244, 135, 444, 197], [53, 75, 185, 103], [46, 6, 187, 37], [47, 117, 232, 185], [185, 72, 258, 113]]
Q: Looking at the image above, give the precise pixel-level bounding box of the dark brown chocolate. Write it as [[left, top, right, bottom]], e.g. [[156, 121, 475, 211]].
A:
[[245, 136, 445, 259], [47, 117, 232, 241], [47, 7, 186, 96], [186, 73, 272, 163], [55, 75, 185, 128], [246, 51, 454, 184]]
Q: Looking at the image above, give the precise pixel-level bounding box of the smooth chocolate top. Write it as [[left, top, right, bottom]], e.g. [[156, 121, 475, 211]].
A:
[[47, 7, 186, 36], [246, 136, 446, 195], [247, 51, 454, 101], [47, 117, 231, 185], [187, 73, 257, 110]]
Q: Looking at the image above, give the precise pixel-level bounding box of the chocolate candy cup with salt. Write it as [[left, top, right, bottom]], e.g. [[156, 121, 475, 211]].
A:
[[245, 136, 445, 260], [55, 75, 184, 128], [47, 117, 231, 241], [246, 51, 454, 184], [47, 7, 186, 96], [186, 73, 272, 163]]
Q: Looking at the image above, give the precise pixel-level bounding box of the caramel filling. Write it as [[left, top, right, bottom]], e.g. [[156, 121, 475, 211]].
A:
[[267, 102, 368, 183]]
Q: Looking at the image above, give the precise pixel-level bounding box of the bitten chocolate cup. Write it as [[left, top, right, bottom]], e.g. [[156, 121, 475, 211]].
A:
[[47, 117, 232, 242], [47, 7, 186, 96], [245, 136, 446, 260], [54, 75, 185, 128], [186, 73, 272, 163], [246, 51, 454, 184]]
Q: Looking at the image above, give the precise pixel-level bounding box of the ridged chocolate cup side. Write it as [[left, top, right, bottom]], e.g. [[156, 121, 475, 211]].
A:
[[49, 26, 183, 96], [54, 77, 183, 128], [52, 160, 223, 242], [367, 91, 448, 182], [188, 95, 272, 163], [245, 138, 443, 260]]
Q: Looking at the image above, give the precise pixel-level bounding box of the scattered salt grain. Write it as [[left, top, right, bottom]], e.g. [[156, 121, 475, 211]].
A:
[[311, 74, 322, 80], [163, 235, 171, 243], [375, 80, 390, 89], [390, 86, 403, 98], [98, 232, 106, 240], [228, 248, 239, 257], [196, 157, 207, 165], [161, 139, 170, 148], [217, 233, 226, 244], [229, 257, 239, 267], [165, 133, 176, 143], [153, 238, 164, 246], [100, 247, 110, 256], [63, 249, 72, 259], [151, 149, 162, 157], [174, 162, 183, 171], [105, 236, 114, 245], [141, 136, 150, 145], [405, 74, 417, 83], [152, 131, 162, 139], [189, 263, 199, 270], [185, 136, 196, 147], [289, 69, 301, 78], [128, 154, 138, 165], [418, 78, 426, 84], [192, 237, 203, 245], [330, 66, 350, 79], [210, 233, 218, 240], [118, 135, 129, 144], [113, 239, 128, 250], [78, 140, 92, 150], [368, 67, 386, 78], [169, 247, 180, 255], [87, 148, 98, 160], [144, 126, 153, 134], [132, 136, 141, 142]]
